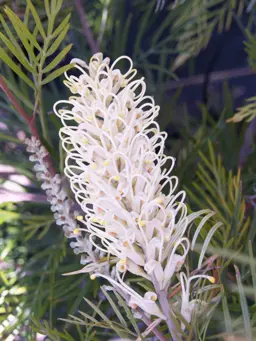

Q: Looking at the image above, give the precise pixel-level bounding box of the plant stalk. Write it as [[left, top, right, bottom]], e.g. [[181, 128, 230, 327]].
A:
[[153, 277, 179, 341]]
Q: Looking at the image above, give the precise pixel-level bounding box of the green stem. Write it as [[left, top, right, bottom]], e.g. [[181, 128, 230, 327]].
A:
[[37, 36, 51, 142], [38, 87, 50, 141]]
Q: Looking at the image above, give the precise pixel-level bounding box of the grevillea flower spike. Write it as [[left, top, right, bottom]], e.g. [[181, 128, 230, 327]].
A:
[[53, 53, 219, 338]]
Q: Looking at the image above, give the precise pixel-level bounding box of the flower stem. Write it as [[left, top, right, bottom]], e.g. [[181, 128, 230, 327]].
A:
[[153, 278, 179, 341], [38, 88, 50, 142]]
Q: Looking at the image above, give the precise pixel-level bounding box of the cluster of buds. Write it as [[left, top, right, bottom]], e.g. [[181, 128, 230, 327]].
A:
[[52, 53, 217, 332], [25, 137, 108, 272]]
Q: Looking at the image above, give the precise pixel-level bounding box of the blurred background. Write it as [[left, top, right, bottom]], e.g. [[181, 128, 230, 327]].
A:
[[0, 0, 256, 340]]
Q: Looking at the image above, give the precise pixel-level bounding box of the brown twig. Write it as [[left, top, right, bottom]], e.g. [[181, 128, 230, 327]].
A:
[[166, 67, 254, 90], [75, 0, 100, 54]]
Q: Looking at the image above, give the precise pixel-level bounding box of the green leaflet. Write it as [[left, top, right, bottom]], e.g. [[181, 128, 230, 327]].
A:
[[27, 0, 46, 39], [46, 24, 70, 56], [51, 13, 71, 40], [41, 63, 74, 85], [43, 44, 72, 73], [4, 6, 41, 51], [0, 32, 34, 73], [0, 14, 27, 58], [0, 47, 35, 88], [0, 132, 24, 144]]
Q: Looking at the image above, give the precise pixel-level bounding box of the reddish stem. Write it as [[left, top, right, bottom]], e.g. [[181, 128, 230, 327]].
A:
[[0, 75, 55, 176], [0, 76, 39, 138]]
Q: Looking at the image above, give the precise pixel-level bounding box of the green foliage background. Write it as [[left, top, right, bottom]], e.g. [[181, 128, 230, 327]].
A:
[[0, 0, 256, 340]]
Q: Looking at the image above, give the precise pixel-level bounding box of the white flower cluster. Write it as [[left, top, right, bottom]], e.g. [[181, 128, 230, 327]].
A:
[[25, 137, 107, 272], [53, 54, 216, 326]]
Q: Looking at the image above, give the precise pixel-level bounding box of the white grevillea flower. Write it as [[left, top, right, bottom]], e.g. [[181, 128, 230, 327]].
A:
[[180, 273, 215, 327], [53, 53, 216, 321]]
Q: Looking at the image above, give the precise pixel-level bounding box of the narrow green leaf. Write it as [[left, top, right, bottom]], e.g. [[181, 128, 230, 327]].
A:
[[119, 13, 132, 55], [0, 132, 24, 144], [43, 44, 72, 73], [56, 0, 64, 14], [24, 4, 30, 26], [83, 298, 109, 324], [41, 63, 74, 85], [0, 32, 34, 73], [0, 14, 26, 58], [45, 0, 50, 17], [0, 47, 35, 88], [114, 292, 142, 337], [248, 240, 256, 303], [27, 0, 46, 38], [51, 0, 58, 14], [234, 265, 252, 340], [77, 311, 98, 324], [83, 298, 124, 338], [51, 13, 71, 39], [101, 287, 128, 328], [46, 24, 70, 56], [4, 9, 37, 60], [4, 77, 34, 110], [4, 7, 41, 51], [230, 182, 242, 240], [133, 2, 154, 57]]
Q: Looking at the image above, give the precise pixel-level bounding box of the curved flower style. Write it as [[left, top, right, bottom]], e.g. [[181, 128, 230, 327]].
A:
[[54, 53, 216, 327]]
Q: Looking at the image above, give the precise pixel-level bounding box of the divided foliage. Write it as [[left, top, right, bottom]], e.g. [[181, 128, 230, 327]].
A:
[[0, 0, 256, 340]]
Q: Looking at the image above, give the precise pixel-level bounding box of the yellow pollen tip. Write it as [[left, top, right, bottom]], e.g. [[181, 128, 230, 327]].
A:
[[73, 228, 80, 235], [82, 138, 88, 145], [151, 295, 157, 301], [139, 220, 146, 227], [104, 160, 109, 167], [164, 235, 170, 242], [209, 276, 215, 284], [113, 175, 120, 181], [91, 163, 98, 170], [156, 197, 163, 204], [120, 259, 126, 265], [76, 215, 83, 221], [90, 274, 96, 280]]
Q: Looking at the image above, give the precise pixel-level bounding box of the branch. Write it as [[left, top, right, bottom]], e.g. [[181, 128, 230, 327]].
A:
[[75, 0, 100, 54]]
